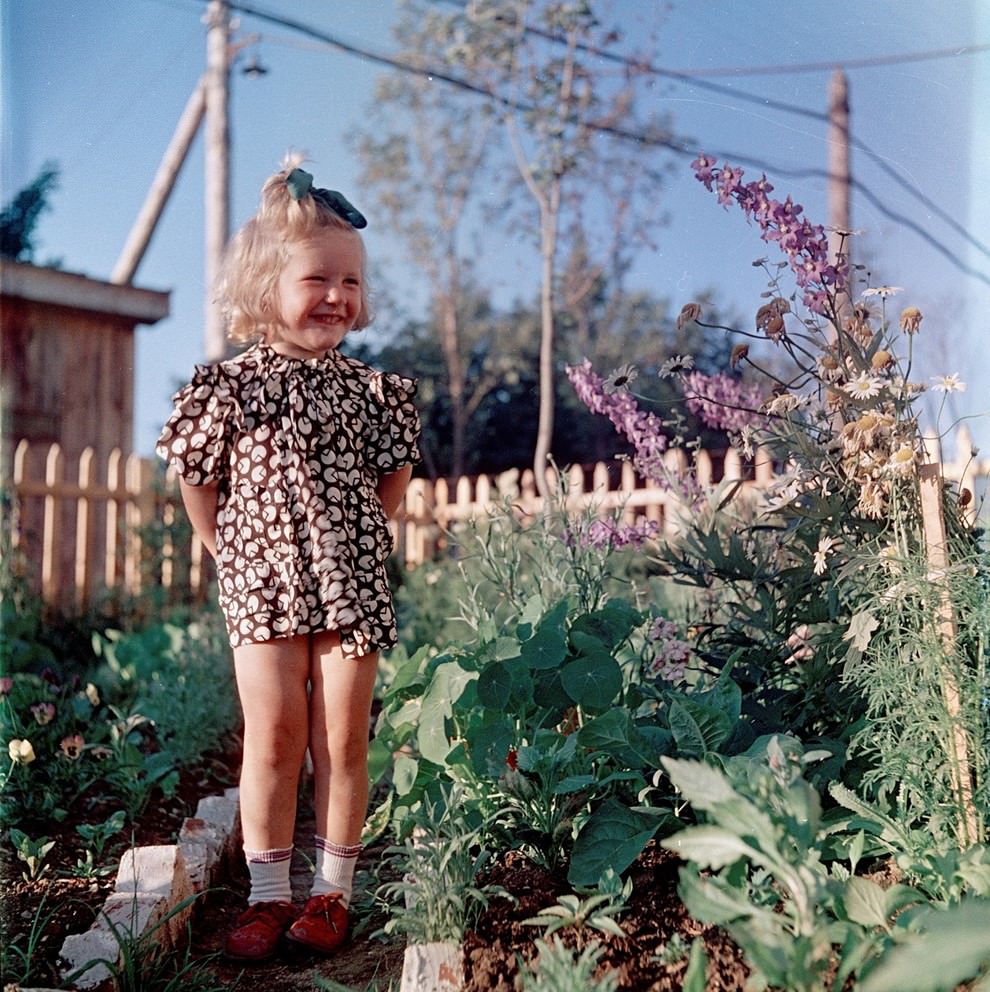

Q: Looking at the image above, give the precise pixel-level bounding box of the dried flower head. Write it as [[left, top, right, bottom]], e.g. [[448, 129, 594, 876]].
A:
[[899, 306, 923, 334], [730, 344, 749, 369], [870, 349, 894, 371], [676, 303, 703, 330]]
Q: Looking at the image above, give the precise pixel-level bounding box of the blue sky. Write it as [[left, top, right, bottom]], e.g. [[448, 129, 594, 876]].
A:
[[3, 0, 988, 463]]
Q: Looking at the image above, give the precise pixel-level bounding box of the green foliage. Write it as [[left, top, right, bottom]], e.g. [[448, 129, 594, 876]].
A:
[[839, 538, 989, 849], [91, 616, 239, 767], [66, 893, 223, 992], [520, 936, 619, 992], [522, 868, 632, 937], [374, 490, 764, 888], [375, 787, 501, 944], [0, 161, 59, 262], [9, 828, 55, 880], [660, 737, 990, 992], [0, 893, 61, 986]]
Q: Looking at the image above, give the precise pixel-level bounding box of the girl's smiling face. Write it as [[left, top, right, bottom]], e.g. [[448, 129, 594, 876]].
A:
[[271, 228, 364, 359]]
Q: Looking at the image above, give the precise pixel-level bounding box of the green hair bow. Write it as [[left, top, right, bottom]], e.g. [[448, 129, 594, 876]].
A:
[[285, 168, 367, 229]]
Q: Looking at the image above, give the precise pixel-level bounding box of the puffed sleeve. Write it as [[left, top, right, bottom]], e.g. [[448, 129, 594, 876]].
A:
[[366, 372, 422, 475], [155, 364, 241, 485]]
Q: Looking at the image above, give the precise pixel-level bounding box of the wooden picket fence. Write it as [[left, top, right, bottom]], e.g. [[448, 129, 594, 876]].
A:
[[5, 428, 985, 614]]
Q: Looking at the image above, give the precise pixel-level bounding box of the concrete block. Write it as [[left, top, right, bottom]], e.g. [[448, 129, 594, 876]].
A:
[[60, 892, 169, 989], [59, 789, 239, 989], [179, 817, 224, 892], [401, 942, 463, 992]]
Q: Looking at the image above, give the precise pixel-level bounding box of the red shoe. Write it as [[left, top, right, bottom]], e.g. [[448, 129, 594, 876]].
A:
[[284, 892, 349, 954], [223, 900, 299, 961]]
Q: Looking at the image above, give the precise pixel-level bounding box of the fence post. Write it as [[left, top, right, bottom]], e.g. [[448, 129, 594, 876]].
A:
[[74, 447, 95, 612], [41, 444, 65, 604]]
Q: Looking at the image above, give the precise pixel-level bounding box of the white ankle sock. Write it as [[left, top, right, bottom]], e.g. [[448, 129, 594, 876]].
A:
[[312, 836, 361, 907], [244, 845, 293, 905]]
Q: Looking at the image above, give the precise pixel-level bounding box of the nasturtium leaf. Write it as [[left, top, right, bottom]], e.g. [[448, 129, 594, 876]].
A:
[[477, 661, 514, 708], [467, 717, 515, 777], [494, 636, 522, 662], [521, 624, 568, 670], [532, 669, 572, 711], [418, 662, 474, 765], [560, 653, 622, 710], [392, 754, 418, 796]]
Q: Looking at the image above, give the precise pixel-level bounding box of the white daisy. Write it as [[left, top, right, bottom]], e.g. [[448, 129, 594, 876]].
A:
[[658, 354, 695, 379], [813, 536, 836, 575], [861, 286, 904, 299], [603, 363, 639, 395], [930, 373, 966, 394], [843, 373, 885, 400]]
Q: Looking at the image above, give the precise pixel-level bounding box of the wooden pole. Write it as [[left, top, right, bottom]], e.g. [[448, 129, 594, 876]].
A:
[[111, 78, 207, 285], [918, 461, 980, 849], [827, 68, 852, 320], [204, 0, 231, 362]]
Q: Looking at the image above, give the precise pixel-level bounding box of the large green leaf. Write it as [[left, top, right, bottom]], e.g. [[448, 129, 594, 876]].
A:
[[560, 653, 622, 710], [466, 715, 515, 777], [668, 694, 735, 756], [477, 660, 513, 708], [859, 900, 990, 992], [578, 709, 656, 768], [568, 798, 663, 887], [661, 826, 756, 869], [570, 600, 643, 649], [520, 623, 568, 670], [418, 661, 476, 765]]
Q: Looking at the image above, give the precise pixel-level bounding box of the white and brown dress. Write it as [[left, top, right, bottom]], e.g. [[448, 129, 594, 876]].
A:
[[157, 342, 421, 659]]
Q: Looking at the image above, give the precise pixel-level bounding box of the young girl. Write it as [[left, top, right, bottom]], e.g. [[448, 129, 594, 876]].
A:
[[157, 157, 420, 961]]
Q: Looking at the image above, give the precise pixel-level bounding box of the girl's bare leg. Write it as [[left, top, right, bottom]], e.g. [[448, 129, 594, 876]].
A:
[[307, 630, 379, 845], [233, 635, 311, 850]]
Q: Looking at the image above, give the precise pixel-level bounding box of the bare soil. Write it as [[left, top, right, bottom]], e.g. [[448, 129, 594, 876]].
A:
[[463, 843, 751, 992]]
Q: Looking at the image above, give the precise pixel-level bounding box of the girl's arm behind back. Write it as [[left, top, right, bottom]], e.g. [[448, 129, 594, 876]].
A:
[[179, 478, 220, 559], [377, 465, 412, 519]]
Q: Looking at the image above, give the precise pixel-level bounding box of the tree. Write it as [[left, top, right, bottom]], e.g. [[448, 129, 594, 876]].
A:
[[355, 1, 676, 488], [455, 0, 674, 494], [0, 163, 59, 263], [354, 3, 514, 478]]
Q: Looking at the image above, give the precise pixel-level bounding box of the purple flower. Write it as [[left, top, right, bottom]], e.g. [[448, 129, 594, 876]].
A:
[[566, 361, 671, 484], [681, 372, 766, 433], [693, 157, 848, 309]]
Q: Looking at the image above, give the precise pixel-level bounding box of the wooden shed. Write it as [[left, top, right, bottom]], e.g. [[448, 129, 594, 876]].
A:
[[1, 258, 170, 462]]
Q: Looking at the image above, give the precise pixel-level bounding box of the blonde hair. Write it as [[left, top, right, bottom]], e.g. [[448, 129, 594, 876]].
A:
[[218, 153, 373, 343]]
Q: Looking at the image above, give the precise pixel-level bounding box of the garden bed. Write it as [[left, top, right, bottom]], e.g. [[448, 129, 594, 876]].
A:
[[1, 742, 240, 989], [463, 842, 751, 991]]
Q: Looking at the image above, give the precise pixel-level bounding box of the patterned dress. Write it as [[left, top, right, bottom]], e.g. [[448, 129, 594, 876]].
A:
[[156, 342, 421, 658]]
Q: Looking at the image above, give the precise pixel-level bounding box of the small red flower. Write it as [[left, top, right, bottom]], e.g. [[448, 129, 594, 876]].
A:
[[506, 748, 518, 770]]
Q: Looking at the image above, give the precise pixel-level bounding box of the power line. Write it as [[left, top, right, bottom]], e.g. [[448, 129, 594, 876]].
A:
[[664, 44, 990, 77], [213, 0, 989, 288], [427, 0, 990, 263]]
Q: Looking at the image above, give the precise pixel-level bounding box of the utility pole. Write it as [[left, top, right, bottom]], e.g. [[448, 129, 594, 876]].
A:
[[204, 0, 231, 362], [111, 79, 207, 285], [827, 68, 852, 315]]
